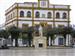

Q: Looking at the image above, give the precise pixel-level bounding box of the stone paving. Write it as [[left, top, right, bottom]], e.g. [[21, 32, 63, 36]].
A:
[[0, 48, 75, 56]]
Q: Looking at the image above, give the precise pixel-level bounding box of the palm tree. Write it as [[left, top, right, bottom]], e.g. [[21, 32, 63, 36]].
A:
[[61, 26, 73, 46], [46, 27, 56, 46], [27, 26, 34, 47], [22, 26, 34, 47], [71, 29, 75, 38], [0, 29, 9, 47], [54, 27, 62, 35], [43, 25, 73, 47], [22, 33, 28, 46], [8, 26, 21, 47], [71, 29, 75, 47], [45, 26, 71, 46], [0, 29, 4, 38], [22, 26, 30, 47], [0, 29, 9, 39]]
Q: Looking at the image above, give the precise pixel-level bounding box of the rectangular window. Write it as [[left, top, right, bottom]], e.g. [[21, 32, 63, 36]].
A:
[[47, 24, 52, 28], [22, 24, 29, 29], [13, 12, 15, 18], [11, 14, 12, 19], [58, 25, 64, 28], [42, 14, 45, 18]]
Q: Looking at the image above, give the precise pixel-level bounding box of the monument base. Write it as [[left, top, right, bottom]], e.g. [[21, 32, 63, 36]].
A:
[[33, 36, 47, 48]]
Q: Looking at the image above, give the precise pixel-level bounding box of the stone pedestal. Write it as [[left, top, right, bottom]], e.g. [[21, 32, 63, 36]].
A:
[[33, 36, 47, 48], [33, 24, 47, 48]]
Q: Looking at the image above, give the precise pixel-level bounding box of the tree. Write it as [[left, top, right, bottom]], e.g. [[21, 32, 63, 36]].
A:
[[0, 29, 9, 47], [71, 29, 75, 38], [27, 26, 34, 47], [46, 27, 56, 46], [61, 26, 73, 46], [8, 26, 21, 47], [53, 27, 62, 35], [71, 29, 75, 46], [22, 26, 34, 47], [45, 26, 73, 46], [0, 29, 9, 38]]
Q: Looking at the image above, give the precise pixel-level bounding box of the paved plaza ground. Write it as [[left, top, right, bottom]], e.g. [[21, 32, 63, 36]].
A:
[[0, 48, 75, 56]]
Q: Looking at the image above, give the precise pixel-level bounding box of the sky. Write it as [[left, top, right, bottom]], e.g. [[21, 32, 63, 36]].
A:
[[0, 0, 74, 25]]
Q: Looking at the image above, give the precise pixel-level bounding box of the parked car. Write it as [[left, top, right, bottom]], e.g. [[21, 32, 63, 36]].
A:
[[0, 38, 9, 49]]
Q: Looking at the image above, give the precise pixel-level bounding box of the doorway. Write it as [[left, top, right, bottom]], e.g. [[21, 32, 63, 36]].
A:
[[39, 43, 43, 47], [58, 38, 64, 45]]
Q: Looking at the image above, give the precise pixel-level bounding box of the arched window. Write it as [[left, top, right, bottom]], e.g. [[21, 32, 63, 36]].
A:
[[63, 12, 67, 19], [56, 12, 60, 18], [35, 11, 40, 18], [20, 11, 24, 17], [9, 15, 10, 20], [11, 14, 12, 19], [27, 11, 31, 17], [13, 12, 15, 18], [47, 12, 52, 18]]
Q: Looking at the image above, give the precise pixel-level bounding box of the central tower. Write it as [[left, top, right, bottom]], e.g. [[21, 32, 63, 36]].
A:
[[38, 0, 49, 8]]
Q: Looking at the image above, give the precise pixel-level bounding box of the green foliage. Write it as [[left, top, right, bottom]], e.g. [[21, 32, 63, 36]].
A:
[[0, 29, 9, 39], [7, 26, 21, 47], [22, 34, 28, 39], [71, 29, 75, 38], [8, 26, 21, 39], [22, 26, 34, 47], [22, 26, 34, 34], [61, 26, 73, 35]]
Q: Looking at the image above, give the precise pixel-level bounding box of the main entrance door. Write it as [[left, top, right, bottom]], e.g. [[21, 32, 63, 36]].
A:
[[58, 38, 63, 45], [39, 43, 43, 47]]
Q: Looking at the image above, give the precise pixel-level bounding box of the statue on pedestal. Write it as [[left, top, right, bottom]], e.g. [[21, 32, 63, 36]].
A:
[[39, 24, 43, 37], [33, 24, 47, 48]]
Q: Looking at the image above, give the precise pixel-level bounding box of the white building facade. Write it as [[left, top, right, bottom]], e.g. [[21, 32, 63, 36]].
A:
[[5, 0, 71, 47]]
